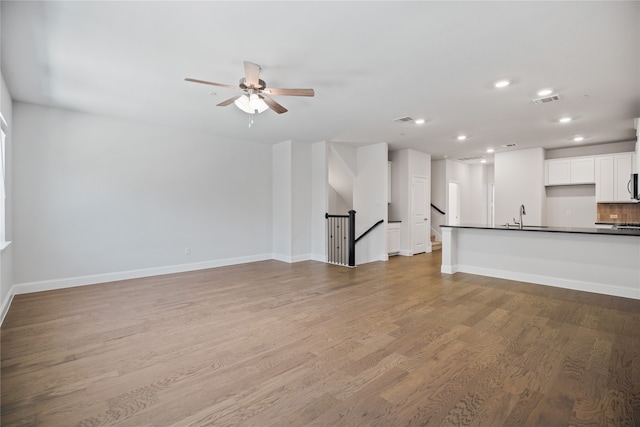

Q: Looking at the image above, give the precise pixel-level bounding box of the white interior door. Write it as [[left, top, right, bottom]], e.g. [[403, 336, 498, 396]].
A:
[[411, 176, 429, 254], [448, 181, 460, 225]]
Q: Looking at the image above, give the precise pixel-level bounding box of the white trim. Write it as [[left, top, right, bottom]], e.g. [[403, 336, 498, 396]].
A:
[[0, 240, 10, 251], [453, 264, 640, 300], [11, 253, 272, 296], [441, 265, 457, 274], [310, 253, 327, 263], [272, 253, 312, 263], [0, 290, 15, 325], [3, 253, 280, 326]]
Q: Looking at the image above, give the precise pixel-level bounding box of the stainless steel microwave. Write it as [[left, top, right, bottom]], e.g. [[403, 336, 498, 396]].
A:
[[630, 173, 639, 200]]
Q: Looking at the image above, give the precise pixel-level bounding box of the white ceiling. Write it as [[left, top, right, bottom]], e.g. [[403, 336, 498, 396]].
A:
[[2, 1, 639, 162]]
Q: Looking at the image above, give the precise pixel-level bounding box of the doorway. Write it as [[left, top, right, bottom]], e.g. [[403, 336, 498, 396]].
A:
[[411, 176, 429, 254]]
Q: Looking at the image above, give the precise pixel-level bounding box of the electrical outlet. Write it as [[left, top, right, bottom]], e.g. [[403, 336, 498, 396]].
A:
[[610, 214, 618, 219], [185, 247, 191, 255]]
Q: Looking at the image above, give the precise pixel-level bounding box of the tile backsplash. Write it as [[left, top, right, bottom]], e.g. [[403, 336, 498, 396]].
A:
[[597, 203, 640, 224]]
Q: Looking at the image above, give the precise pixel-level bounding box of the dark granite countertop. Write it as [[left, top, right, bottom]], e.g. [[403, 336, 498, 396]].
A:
[[440, 224, 640, 237]]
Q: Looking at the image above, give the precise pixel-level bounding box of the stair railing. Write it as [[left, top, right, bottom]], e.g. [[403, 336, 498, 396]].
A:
[[354, 219, 384, 244], [431, 203, 446, 243], [325, 210, 356, 267], [431, 203, 446, 215], [325, 212, 385, 267]]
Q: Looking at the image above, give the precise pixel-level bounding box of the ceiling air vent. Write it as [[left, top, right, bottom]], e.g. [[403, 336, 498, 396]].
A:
[[394, 116, 414, 123], [501, 143, 517, 148], [457, 155, 485, 162], [532, 94, 561, 104]]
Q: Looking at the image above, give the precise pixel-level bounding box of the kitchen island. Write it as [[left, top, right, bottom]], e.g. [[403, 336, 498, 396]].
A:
[[441, 224, 640, 300]]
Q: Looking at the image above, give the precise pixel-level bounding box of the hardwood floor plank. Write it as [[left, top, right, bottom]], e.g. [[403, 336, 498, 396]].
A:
[[2, 254, 639, 426]]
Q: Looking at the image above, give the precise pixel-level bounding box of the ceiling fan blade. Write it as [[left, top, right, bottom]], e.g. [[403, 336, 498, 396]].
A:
[[244, 61, 261, 87], [263, 88, 315, 97], [261, 95, 288, 114], [217, 95, 243, 107], [185, 78, 239, 90]]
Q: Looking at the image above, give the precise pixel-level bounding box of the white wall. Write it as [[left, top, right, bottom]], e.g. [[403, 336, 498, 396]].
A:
[[328, 185, 350, 214], [272, 141, 292, 260], [545, 185, 596, 227], [13, 102, 273, 285], [328, 144, 355, 212], [310, 141, 328, 261], [1, 71, 14, 315], [545, 140, 635, 159], [430, 159, 446, 238], [468, 164, 489, 225], [291, 141, 312, 260], [495, 147, 545, 226], [446, 160, 472, 224], [354, 142, 388, 264]]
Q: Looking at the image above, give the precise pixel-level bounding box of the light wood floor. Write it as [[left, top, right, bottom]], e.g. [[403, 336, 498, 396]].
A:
[[2, 253, 639, 426]]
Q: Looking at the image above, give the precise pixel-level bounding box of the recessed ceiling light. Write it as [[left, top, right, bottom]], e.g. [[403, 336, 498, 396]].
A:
[[558, 116, 573, 123], [573, 135, 584, 142], [486, 148, 495, 153], [457, 135, 467, 141], [481, 159, 487, 164], [414, 118, 425, 125], [537, 88, 553, 96], [494, 80, 510, 88]]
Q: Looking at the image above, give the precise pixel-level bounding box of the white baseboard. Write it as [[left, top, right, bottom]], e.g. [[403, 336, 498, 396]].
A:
[[310, 253, 327, 263], [271, 253, 313, 263], [441, 264, 457, 274], [1, 290, 15, 326], [1, 252, 336, 326], [455, 264, 640, 300], [398, 250, 412, 256], [10, 253, 273, 297]]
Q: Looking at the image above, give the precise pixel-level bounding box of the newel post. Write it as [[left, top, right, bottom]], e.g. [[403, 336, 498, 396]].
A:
[[348, 210, 356, 267]]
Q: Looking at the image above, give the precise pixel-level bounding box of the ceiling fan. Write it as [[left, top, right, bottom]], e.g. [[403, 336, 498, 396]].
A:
[[185, 61, 315, 114]]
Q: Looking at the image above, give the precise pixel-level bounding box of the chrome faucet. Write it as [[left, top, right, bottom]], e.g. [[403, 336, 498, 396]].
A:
[[513, 205, 526, 229]]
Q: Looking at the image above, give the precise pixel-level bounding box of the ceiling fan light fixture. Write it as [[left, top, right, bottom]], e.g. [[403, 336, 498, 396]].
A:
[[250, 94, 269, 113], [234, 94, 269, 114]]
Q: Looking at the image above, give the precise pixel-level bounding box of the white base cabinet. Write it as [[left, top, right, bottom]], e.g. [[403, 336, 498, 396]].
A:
[[387, 223, 401, 255]]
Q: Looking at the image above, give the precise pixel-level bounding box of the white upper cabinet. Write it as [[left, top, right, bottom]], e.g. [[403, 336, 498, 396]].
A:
[[546, 159, 571, 185], [595, 156, 615, 201], [545, 156, 594, 186], [594, 152, 636, 202], [570, 157, 595, 184]]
